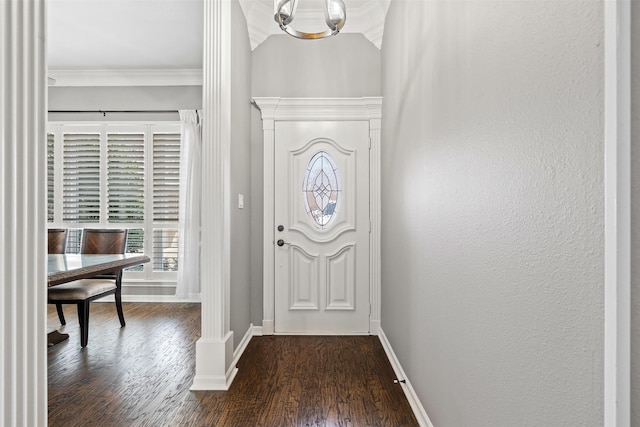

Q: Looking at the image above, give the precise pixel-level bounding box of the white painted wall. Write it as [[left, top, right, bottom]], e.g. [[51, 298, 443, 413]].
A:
[[251, 34, 381, 98], [631, 2, 639, 425], [381, 2, 604, 425], [249, 33, 381, 325], [229, 0, 253, 348], [48, 85, 202, 121]]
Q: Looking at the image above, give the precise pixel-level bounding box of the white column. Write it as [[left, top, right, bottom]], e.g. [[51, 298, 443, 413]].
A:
[[191, 0, 235, 390], [0, 0, 47, 424], [604, 1, 631, 426]]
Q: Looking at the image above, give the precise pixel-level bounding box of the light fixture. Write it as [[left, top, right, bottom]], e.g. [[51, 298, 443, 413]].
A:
[[274, 0, 346, 40]]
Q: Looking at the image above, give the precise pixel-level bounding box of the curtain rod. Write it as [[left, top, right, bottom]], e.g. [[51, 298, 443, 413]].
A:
[[48, 110, 178, 117]]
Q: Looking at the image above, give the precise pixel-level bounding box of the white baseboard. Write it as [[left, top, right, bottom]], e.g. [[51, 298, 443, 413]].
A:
[[94, 294, 201, 303], [252, 325, 263, 336], [378, 328, 434, 427], [121, 295, 201, 303], [231, 323, 256, 369]]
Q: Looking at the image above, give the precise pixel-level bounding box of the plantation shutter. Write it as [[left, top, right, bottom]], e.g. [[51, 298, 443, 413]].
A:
[[153, 229, 179, 271], [125, 228, 145, 271], [107, 133, 145, 223], [152, 132, 181, 222], [49, 123, 182, 277], [47, 133, 55, 223], [62, 133, 101, 223], [66, 229, 83, 254], [152, 132, 181, 271]]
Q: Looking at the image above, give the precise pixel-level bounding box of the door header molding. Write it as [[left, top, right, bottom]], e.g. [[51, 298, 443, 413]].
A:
[[253, 97, 383, 123]]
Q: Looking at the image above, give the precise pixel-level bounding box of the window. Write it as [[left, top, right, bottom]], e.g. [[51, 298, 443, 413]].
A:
[[47, 123, 181, 280], [303, 150, 341, 229], [47, 133, 55, 223]]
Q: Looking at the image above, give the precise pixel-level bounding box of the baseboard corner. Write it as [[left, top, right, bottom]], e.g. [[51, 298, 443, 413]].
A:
[[231, 323, 256, 367]]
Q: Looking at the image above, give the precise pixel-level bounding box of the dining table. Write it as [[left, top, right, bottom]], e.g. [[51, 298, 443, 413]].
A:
[[47, 253, 151, 346]]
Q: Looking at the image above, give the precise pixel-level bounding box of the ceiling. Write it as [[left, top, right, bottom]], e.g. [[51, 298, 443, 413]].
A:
[[48, 0, 203, 70], [48, 0, 389, 80]]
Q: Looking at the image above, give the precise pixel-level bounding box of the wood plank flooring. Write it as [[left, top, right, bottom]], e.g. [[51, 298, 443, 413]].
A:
[[48, 303, 418, 426]]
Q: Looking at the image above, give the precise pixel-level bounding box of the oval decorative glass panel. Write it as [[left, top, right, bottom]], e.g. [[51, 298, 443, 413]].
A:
[[303, 151, 341, 229]]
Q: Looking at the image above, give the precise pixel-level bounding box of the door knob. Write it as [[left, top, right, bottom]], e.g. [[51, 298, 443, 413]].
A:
[[277, 239, 289, 247]]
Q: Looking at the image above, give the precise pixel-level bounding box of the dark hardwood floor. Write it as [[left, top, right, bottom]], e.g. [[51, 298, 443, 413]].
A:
[[48, 303, 418, 426]]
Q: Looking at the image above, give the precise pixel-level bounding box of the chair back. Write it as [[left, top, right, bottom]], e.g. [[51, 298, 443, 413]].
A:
[[48, 229, 68, 254], [81, 229, 128, 255], [81, 229, 128, 279]]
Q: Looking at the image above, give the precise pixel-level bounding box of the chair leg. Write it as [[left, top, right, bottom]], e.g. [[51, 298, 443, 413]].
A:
[[55, 303, 66, 325], [115, 289, 126, 327], [77, 301, 90, 348]]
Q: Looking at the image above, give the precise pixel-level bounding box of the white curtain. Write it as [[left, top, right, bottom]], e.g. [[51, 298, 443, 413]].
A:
[[175, 110, 202, 299]]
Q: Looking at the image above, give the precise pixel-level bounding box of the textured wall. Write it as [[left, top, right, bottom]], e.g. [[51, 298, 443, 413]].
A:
[[229, 0, 253, 348], [250, 33, 381, 325], [381, 2, 604, 426], [631, 2, 639, 425]]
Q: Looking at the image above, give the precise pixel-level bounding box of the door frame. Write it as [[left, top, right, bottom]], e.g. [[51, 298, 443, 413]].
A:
[[603, 2, 630, 425], [253, 97, 383, 335]]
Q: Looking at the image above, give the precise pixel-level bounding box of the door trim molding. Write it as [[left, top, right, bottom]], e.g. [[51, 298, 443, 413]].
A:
[[603, 1, 630, 425], [253, 97, 383, 335]]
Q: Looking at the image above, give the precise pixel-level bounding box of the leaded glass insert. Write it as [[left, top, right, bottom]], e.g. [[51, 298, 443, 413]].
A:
[[303, 151, 341, 229]]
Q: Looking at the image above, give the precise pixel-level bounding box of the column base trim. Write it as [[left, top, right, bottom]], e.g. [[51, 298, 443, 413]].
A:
[[191, 332, 235, 390]]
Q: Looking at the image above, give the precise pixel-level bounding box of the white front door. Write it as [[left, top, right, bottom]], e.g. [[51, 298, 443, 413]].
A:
[[274, 121, 370, 334]]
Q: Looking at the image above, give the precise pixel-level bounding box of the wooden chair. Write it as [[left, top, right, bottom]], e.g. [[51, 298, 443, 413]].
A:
[[48, 229, 68, 325], [48, 228, 68, 255], [48, 229, 128, 347]]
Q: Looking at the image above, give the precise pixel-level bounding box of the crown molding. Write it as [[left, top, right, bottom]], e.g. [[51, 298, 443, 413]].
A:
[[239, 0, 390, 50], [345, 0, 390, 49], [239, 0, 273, 50], [47, 69, 203, 87]]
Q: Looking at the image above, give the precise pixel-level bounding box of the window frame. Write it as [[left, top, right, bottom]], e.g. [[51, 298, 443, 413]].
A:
[[47, 122, 181, 282]]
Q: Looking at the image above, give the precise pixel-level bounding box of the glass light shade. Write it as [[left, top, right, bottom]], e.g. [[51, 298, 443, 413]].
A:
[[324, 0, 346, 31], [274, 0, 297, 26], [274, 0, 346, 40]]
